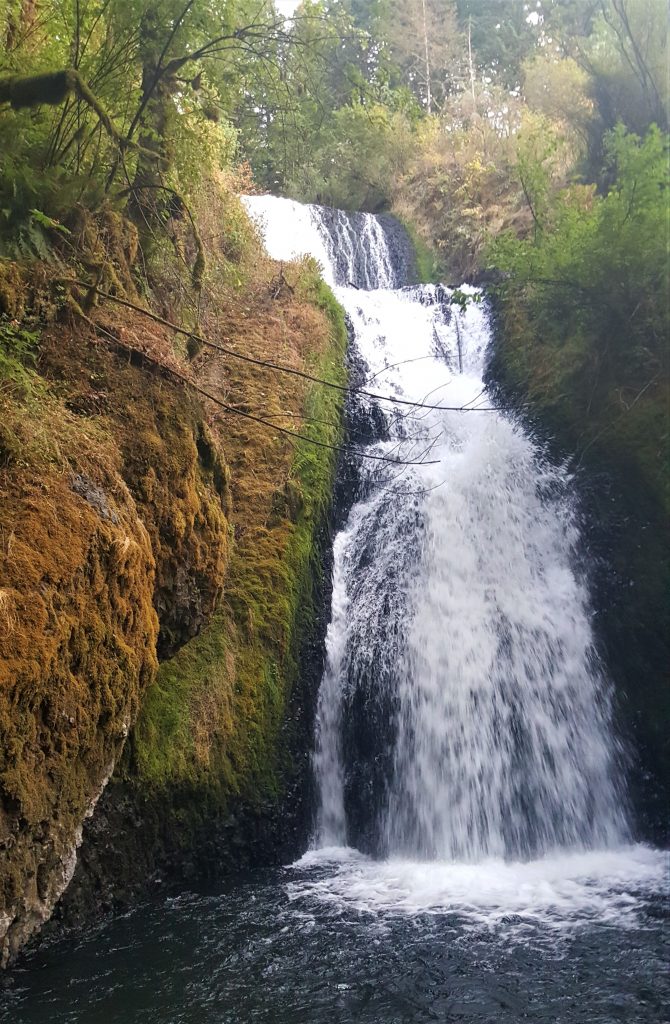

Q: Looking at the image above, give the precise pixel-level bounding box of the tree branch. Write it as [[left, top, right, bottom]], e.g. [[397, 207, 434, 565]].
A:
[[60, 279, 497, 414], [0, 69, 122, 145]]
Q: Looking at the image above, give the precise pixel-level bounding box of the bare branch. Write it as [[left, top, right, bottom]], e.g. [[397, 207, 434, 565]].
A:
[[60, 280, 498, 414]]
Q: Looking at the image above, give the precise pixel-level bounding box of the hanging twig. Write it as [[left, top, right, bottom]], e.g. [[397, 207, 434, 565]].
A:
[[80, 316, 441, 467]]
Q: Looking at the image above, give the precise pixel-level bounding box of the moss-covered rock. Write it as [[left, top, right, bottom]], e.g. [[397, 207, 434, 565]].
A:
[[40, 327, 232, 661], [0, 320, 231, 965], [0, 189, 349, 960], [57, 263, 348, 919], [0, 469, 157, 967]]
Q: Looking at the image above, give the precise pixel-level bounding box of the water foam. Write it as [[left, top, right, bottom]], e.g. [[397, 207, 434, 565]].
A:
[[289, 845, 669, 933]]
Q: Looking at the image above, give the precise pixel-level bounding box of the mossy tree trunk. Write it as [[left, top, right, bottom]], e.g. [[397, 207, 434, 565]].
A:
[[126, 8, 181, 229]]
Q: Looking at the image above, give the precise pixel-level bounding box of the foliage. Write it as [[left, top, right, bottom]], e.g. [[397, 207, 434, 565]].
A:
[[0, 0, 284, 256], [489, 125, 669, 508], [491, 127, 668, 367], [287, 101, 415, 210], [0, 314, 39, 394], [522, 54, 595, 159], [390, 106, 532, 281]]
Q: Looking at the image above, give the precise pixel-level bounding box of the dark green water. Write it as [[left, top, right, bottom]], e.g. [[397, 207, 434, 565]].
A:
[[2, 846, 668, 1024]]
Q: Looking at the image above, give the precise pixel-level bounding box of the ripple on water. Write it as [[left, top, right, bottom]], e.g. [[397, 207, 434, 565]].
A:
[[288, 844, 669, 935], [1, 847, 668, 1024]]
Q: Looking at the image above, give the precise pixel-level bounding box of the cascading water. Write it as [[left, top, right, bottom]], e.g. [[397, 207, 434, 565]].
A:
[[244, 194, 629, 865]]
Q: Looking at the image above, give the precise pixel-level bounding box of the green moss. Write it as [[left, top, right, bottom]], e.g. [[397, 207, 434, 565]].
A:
[[129, 275, 348, 810], [297, 256, 349, 339], [398, 217, 445, 284]]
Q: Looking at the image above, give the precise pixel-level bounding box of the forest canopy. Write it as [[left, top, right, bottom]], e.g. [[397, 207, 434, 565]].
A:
[[1, 1, 667, 234], [0, 0, 667, 494]]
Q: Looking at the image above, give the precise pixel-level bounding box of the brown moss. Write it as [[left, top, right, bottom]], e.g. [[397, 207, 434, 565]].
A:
[[120, 403, 230, 659], [38, 321, 231, 659], [0, 262, 25, 319], [0, 303, 232, 964], [0, 469, 157, 966]]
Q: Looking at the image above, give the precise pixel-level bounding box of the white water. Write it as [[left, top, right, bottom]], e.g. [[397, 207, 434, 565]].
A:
[[243, 195, 668, 926], [289, 844, 668, 935]]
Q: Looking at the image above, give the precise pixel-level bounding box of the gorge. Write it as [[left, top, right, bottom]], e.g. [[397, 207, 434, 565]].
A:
[[1, 200, 667, 1024]]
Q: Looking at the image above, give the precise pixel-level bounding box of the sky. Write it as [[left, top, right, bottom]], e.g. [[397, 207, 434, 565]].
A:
[[276, 0, 301, 16]]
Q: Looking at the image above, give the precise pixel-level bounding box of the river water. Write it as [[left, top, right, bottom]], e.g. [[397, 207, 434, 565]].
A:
[[2, 199, 667, 1022]]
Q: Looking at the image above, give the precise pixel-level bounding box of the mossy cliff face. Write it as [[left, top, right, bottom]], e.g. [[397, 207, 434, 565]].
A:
[[0, 322, 230, 965], [487, 299, 670, 842], [0, 471, 157, 967], [57, 267, 347, 920], [0, 224, 347, 959], [43, 327, 232, 662]]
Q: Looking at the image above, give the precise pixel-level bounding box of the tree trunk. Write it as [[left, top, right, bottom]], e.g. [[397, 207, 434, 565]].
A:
[[421, 0, 432, 114], [468, 18, 477, 108], [127, 10, 178, 228]]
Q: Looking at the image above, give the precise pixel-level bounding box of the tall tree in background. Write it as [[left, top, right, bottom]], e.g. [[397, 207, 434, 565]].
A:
[[543, 0, 668, 175], [236, 0, 379, 192], [456, 0, 540, 88], [381, 0, 466, 112]]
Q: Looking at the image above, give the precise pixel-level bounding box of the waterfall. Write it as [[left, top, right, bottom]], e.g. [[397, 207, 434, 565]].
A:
[[243, 196, 629, 864]]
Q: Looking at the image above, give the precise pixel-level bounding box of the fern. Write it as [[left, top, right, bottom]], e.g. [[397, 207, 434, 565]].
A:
[[0, 315, 40, 396]]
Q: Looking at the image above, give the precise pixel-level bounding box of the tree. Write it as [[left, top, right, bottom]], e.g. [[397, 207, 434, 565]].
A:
[[523, 53, 596, 157], [548, 0, 669, 134], [0, 0, 291, 248], [490, 125, 669, 386], [287, 100, 414, 209], [380, 0, 466, 112], [456, 0, 541, 88]]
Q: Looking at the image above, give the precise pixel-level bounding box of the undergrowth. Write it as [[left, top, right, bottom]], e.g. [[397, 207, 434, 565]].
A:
[[0, 315, 40, 395]]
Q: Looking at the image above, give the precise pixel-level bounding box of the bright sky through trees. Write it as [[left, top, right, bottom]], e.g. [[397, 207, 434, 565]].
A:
[[276, 0, 300, 16]]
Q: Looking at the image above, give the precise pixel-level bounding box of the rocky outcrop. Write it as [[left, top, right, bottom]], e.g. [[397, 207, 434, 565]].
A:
[[0, 255, 347, 964], [0, 327, 231, 966], [53, 270, 348, 930], [0, 471, 157, 967]]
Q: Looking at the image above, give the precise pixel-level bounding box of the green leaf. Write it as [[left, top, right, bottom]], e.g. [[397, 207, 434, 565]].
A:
[[29, 209, 71, 235]]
